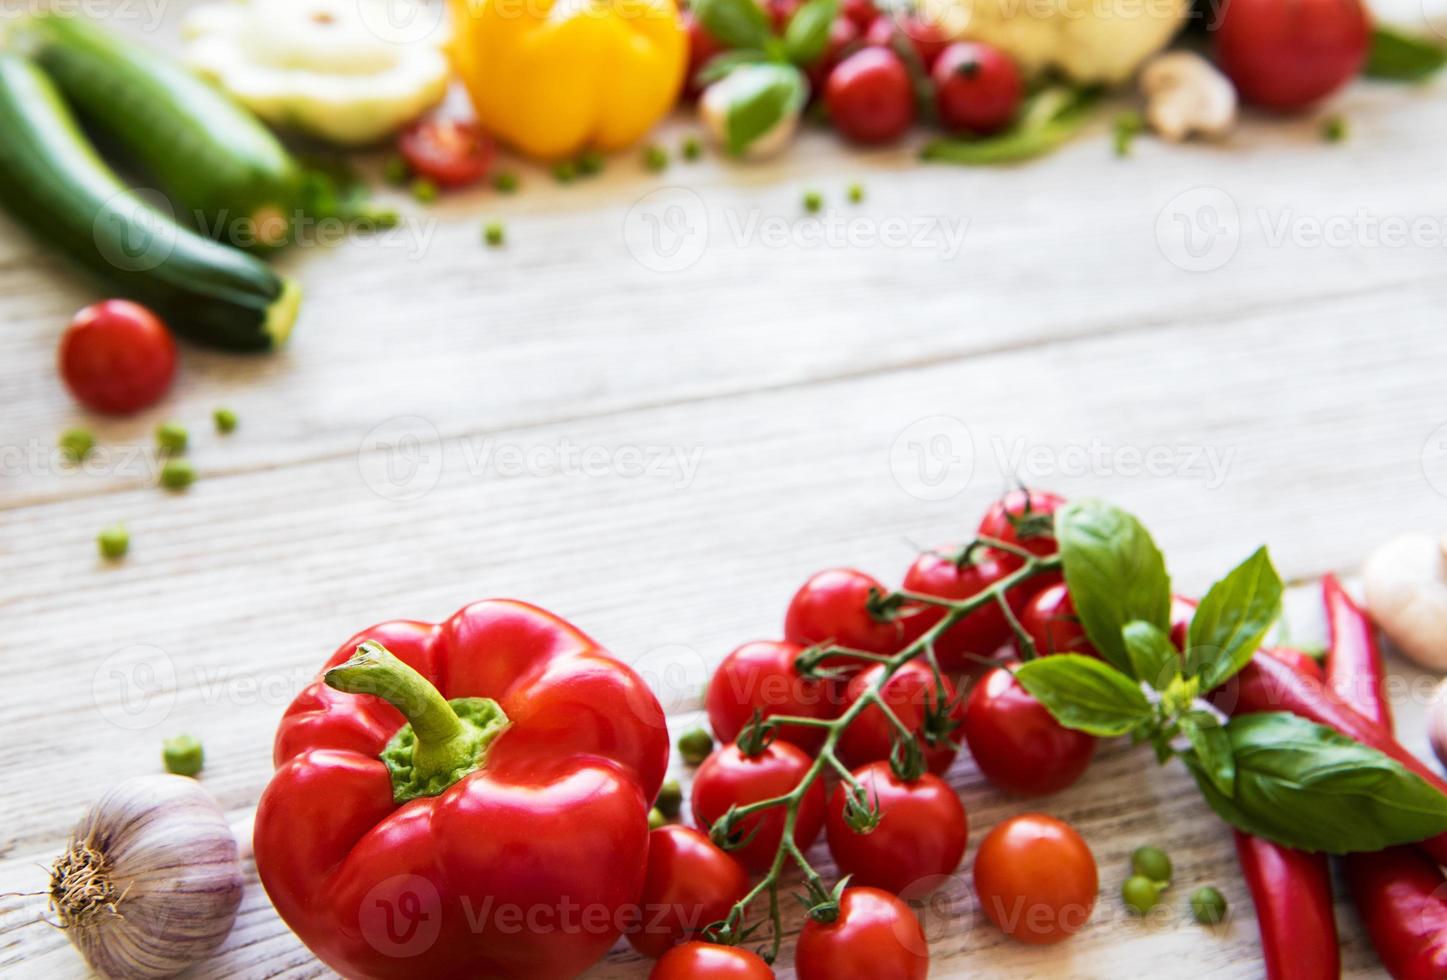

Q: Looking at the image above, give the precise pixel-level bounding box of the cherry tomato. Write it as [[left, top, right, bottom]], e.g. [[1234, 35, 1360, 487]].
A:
[[650, 941, 774, 979], [785, 568, 908, 656], [628, 826, 750, 958], [692, 740, 826, 873], [706, 640, 841, 755], [683, 11, 729, 99], [825, 48, 916, 145], [973, 813, 1098, 945], [963, 665, 1095, 796], [842, 0, 879, 30], [796, 887, 929, 980], [838, 660, 964, 775], [1020, 583, 1097, 658], [900, 547, 1026, 673], [826, 761, 967, 895], [931, 41, 1022, 136], [978, 489, 1066, 573], [59, 300, 177, 415], [1213, 0, 1369, 110], [768, 0, 802, 31], [863, 13, 950, 70], [398, 119, 495, 188]]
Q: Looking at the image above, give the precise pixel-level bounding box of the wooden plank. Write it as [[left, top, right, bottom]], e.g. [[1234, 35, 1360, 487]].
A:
[[2, 299, 1440, 976]]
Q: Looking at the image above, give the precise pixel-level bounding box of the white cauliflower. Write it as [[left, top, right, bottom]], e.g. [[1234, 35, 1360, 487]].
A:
[[927, 0, 1192, 85]]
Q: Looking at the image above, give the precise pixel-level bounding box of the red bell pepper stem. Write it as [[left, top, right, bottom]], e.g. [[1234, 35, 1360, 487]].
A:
[[1343, 846, 1447, 980], [325, 640, 486, 790], [1233, 831, 1340, 980], [1322, 576, 1447, 979], [1323, 573, 1393, 731], [1226, 652, 1447, 866]]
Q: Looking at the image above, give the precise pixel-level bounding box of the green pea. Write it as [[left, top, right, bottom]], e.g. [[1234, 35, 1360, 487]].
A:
[[1191, 886, 1228, 925], [160, 459, 195, 491], [655, 778, 683, 818], [493, 171, 519, 194], [1122, 875, 1162, 916], [59, 427, 95, 463], [411, 178, 439, 204], [682, 136, 702, 161], [98, 523, 129, 561], [803, 190, 823, 214], [643, 145, 668, 173], [648, 807, 667, 830], [383, 154, 410, 186], [484, 221, 505, 247], [155, 421, 188, 455], [163, 735, 204, 776], [677, 727, 714, 766], [1131, 845, 1173, 884], [1322, 115, 1348, 143], [577, 150, 604, 176], [213, 407, 238, 434], [847, 183, 864, 204], [552, 160, 578, 184]]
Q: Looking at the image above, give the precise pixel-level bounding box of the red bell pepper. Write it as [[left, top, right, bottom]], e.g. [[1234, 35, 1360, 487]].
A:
[[255, 600, 670, 980], [1233, 830, 1340, 980], [1221, 650, 1447, 866], [1323, 576, 1447, 979], [1344, 846, 1447, 980], [1323, 573, 1392, 731]]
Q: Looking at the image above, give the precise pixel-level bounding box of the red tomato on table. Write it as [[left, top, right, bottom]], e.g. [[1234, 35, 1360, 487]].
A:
[[826, 761, 967, 895], [692, 740, 825, 873], [963, 664, 1096, 797], [706, 640, 840, 755], [974, 813, 1098, 945], [1212, 0, 1369, 110], [837, 660, 964, 775], [650, 942, 774, 979], [796, 887, 929, 980], [628, 826, 750, 958], [785, 568, 908, 655], [59, 300, 176, 414], [399, 119, 495, 188]]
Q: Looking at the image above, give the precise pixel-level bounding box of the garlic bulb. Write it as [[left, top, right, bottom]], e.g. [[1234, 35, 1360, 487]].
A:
[[1363, 533, 1447, 672], [50, 775, 243, 979]]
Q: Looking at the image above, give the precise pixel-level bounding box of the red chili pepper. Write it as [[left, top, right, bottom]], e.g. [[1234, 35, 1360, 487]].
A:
[[254, 601, 670, 980], [1343, 846, 1447, 980], [1323, 573, 1393, 731], [1222, 648, 1340, 979], [1233, 830, 1340, 979], [1323, 575, 1447, 979], [1223, 650, 1447, 865]]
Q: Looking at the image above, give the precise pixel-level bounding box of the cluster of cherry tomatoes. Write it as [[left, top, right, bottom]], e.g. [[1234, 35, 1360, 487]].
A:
[[687, 0, 1025, 147], [636, 490, 1174, 976]]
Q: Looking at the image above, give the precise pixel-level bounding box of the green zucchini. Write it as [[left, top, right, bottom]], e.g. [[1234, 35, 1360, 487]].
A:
[[23, 13, 303, 249], [0, 55, 300, 352]]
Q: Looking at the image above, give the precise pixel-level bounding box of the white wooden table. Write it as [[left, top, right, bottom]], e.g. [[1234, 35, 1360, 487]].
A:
[[3, 5, 1447, 976]]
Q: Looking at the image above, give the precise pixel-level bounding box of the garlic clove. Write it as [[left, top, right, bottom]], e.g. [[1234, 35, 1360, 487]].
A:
[[1140, 51, 1238, 143], [1363, 533, 1447, 673], [52, 775, 243, 979]]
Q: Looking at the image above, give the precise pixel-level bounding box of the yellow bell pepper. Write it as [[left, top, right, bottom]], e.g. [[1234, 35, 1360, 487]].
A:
[[450, 0, 687, 160]]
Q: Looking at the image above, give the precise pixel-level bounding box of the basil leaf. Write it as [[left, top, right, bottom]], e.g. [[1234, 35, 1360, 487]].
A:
[[1187, 712, 1447, 854], [718, 64, 807, 156], [1122, 620, 1178, 691], [1186, 546, 1282, 690], [783, 0, 838, 66], [1053, 500, 1171, 674], [693, 0, 773, 51], [1366, 26, 1447, 81], [1181, 710, 1234, 797], [1014, 654, 1153, 737], [921, 87, 1100, 166]]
